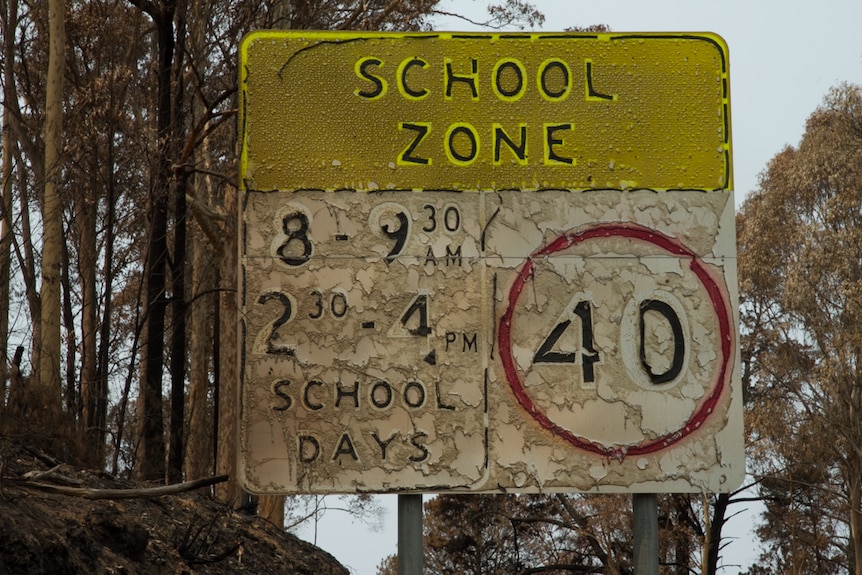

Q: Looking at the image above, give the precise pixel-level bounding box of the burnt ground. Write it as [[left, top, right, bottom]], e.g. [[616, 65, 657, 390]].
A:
[[0, 437, 347, 575]]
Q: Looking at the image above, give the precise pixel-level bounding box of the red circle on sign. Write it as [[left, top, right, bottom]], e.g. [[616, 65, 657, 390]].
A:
[[497, 223, 733, 459]]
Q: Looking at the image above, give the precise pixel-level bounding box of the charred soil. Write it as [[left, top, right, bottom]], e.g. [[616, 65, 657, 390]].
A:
[[0, 437, 347, 575]]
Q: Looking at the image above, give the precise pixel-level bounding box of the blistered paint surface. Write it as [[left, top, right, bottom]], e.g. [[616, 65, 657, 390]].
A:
[[238, 32, 743, 495], [239, 31, 731, 192]]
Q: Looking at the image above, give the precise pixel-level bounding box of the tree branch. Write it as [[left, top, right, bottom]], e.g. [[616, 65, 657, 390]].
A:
[[9, 474, 229, 499], [519, 564, 604, 574]]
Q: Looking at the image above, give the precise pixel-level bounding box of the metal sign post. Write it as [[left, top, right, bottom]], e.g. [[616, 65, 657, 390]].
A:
[[397, 495, 423, 575], [633, 493, 659, 575]]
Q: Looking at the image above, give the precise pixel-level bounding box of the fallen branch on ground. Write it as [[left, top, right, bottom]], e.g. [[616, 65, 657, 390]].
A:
[[6, 474, 229, 499]]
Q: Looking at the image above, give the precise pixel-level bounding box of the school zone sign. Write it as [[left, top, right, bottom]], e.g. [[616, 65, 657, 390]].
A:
[[237, 31, 744, 494]]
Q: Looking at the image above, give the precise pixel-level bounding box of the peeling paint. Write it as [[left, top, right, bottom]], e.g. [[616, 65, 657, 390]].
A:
[[237, 31, 742, 495], [239, 188, 743, 494]]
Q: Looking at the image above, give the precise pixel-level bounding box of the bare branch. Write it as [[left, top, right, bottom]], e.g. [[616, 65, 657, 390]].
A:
[[9, 474, 229, 499]]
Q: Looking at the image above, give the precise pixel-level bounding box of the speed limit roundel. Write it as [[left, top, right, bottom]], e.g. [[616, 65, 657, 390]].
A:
[[497, 222, 733, 459]]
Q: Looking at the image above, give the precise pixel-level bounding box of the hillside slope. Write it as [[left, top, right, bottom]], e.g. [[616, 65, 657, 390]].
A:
[[0, 438, 347, 575]]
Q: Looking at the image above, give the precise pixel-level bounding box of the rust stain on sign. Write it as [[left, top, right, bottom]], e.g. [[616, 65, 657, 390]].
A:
[[238, 32, 743, 495]]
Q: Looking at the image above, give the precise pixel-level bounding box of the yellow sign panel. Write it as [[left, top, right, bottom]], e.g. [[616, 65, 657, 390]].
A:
[[240, 31, 731, 191]]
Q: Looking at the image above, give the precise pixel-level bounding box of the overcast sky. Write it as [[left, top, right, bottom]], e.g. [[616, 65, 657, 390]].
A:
[[293, 1, 862, 573]]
